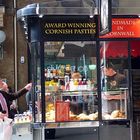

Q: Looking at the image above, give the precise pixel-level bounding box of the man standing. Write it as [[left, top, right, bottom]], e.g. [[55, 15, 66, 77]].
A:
[[0, 79, 32, 119]]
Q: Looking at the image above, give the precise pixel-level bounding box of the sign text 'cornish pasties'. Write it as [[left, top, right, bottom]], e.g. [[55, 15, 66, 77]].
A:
[[41, 16, 98, 41]]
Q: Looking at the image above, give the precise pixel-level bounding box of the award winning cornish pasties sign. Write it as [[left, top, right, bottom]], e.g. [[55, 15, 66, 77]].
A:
[[41, 16, 98, 41]]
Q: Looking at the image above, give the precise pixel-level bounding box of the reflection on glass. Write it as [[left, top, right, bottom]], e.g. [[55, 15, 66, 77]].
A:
[[100, 41, 129, 120], [31, 43, 42, 122], [44, 41, 98, 122]]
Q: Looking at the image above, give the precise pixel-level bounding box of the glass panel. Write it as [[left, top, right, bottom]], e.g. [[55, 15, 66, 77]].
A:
[[44, 41, 98, 124], [31, 42, 42, 122], [100, 41, 129, 120]]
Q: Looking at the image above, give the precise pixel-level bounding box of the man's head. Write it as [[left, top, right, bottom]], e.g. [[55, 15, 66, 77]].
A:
[[102, 67, 117, 77], [0, 79, 9, 92]]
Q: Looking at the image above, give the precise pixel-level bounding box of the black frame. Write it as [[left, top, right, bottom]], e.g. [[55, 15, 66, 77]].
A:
[[26, 14, 135, 140], [99, 0, 112, 35], [0, 0, 4, 5], [28, 15, 135, 124]]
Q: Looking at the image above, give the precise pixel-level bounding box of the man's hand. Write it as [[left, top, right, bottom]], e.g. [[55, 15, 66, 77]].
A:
[[24, 83, 32, 91], [0, 112, 7, 120]]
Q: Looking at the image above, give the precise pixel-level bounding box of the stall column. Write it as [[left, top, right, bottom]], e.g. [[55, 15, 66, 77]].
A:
[[33, 125, 45, 140]]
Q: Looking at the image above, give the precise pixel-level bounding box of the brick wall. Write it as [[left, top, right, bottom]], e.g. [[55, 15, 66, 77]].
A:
[[16, 0, 54, 112], [0, 0, 30, 112]]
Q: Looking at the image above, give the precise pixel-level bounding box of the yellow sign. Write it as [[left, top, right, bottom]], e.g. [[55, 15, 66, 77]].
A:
[[44, 22, 96, 35]]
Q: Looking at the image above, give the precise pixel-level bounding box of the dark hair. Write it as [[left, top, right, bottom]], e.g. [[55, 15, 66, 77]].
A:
[[8, 86, 14, 93]]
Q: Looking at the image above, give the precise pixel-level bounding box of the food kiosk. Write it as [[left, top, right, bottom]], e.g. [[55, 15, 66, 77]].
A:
[[16, 1, 135, 140]]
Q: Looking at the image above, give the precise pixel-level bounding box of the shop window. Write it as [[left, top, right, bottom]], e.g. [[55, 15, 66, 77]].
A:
[[100, 41, 129, 120], [44, 41, 98, 122]]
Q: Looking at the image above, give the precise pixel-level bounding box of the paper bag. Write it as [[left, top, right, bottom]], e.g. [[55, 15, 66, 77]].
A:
[[0, 117, 13, 140]]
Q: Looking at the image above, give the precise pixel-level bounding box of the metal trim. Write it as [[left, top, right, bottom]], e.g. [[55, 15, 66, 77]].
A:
[[17, 1, 97, 19]]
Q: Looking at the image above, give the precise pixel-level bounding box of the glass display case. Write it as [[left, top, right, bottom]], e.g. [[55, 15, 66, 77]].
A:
[[30, 41, 130, 129], [31, 41, 99, 128], [17, 2, 132, 140], [100, 41, 129, 120]]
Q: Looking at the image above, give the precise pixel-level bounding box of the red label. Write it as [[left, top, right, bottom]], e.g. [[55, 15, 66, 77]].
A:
[[100, 18, 140, 38], [55, 101, 70, 122]]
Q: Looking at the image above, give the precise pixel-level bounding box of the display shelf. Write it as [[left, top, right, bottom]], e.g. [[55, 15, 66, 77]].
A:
[[45, 90, 97, 96], [102, 90, 127, 100], [31, 121, 99, 129], [102, 93, 126, 100], [13, 122, 32, 136]]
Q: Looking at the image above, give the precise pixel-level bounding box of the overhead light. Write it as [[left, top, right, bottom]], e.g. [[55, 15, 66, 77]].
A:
[[21, 17, 25, 21], [25, 36, 28, 40], [25, 31, 28, 35], [89, 15, 94, 18], [23, 24, 27, 29], [39, 14, 43, 18]]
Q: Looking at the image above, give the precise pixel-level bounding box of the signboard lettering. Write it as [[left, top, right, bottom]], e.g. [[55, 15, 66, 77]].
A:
[[100, 18, 140, 38], [41, 15, 98, 41]]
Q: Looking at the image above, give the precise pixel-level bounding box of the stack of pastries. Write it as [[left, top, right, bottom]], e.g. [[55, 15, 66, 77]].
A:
[[70, 111, 98, 121], [103, 110, 125, 120], [45, 108, 125, 121]]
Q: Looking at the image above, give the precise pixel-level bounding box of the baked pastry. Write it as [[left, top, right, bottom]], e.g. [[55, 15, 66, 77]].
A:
[[70, 114, 77, 121], [118, 111, 125, 118], [71, 72, 81, 80], [110, 110, 120, 118], [69, 111, 77, 121], [77, 113, 89, 120], [88, 113, 97, 120], [103, 114, 111, 120]]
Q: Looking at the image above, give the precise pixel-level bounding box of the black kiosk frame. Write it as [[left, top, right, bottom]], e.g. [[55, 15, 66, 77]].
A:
[[17, 1, 133, 140]]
